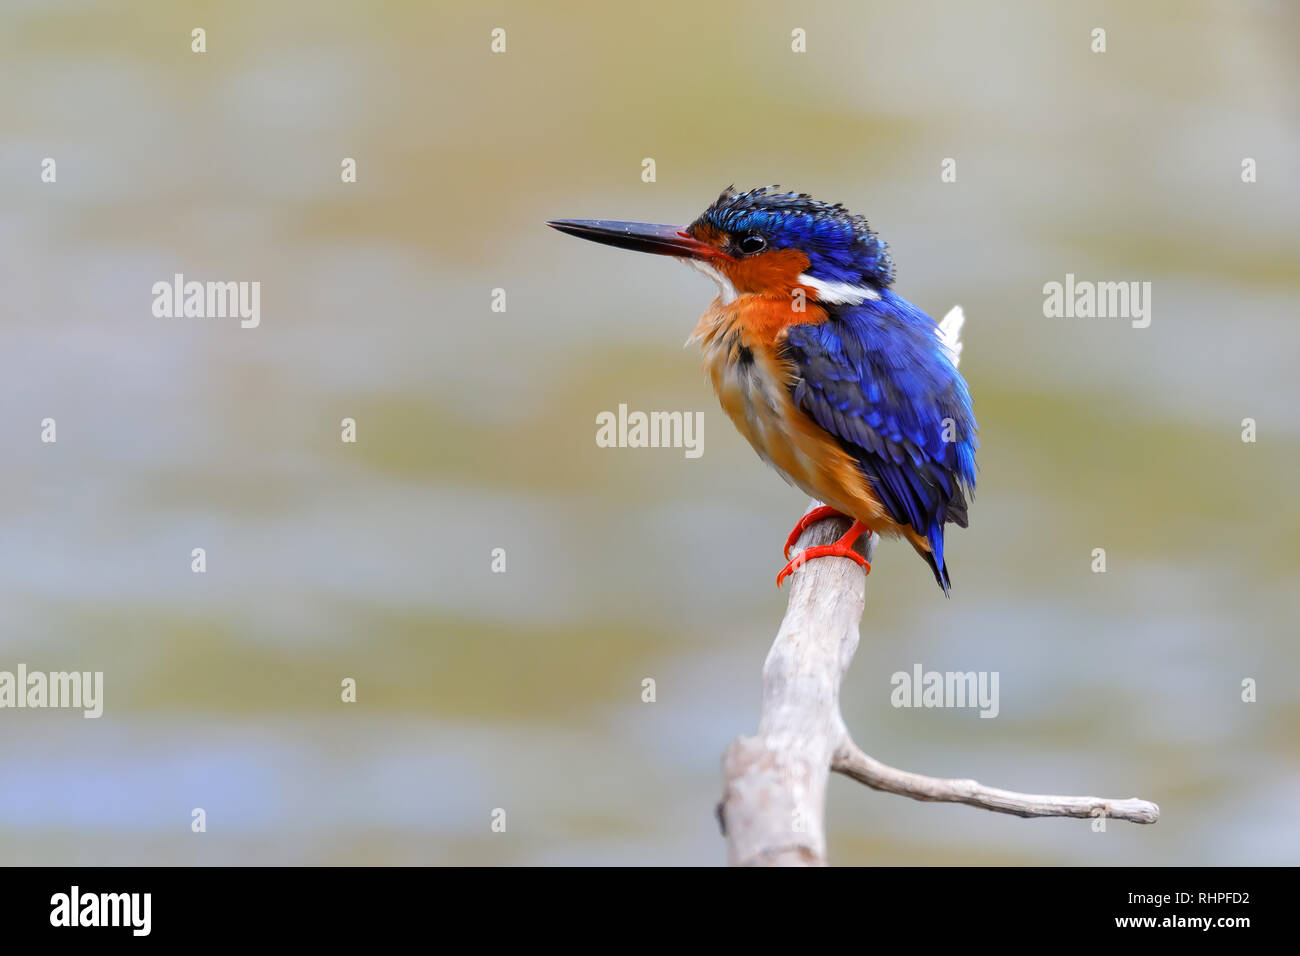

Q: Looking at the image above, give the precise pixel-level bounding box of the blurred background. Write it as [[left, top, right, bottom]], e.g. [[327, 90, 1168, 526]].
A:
[[0, 0, 1297, 865]]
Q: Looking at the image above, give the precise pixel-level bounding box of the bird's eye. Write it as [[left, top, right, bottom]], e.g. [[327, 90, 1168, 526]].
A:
[[737, 234, 766, 255]]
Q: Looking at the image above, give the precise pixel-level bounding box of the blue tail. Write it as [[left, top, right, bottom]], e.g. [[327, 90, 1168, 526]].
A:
[[923, 523, 951, 596]]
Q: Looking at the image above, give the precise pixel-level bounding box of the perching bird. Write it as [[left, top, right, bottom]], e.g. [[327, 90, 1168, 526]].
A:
[[548, 186, 977, 593]]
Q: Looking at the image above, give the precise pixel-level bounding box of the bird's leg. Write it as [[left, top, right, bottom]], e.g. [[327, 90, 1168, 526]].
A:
[[782, 505, 848, 560], [777, 520, 871, 588]]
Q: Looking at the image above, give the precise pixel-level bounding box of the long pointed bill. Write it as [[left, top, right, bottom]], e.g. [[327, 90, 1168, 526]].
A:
[[546, 219, 730, 260]]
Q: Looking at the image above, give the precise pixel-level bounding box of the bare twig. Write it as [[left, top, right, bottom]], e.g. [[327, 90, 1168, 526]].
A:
[[832, 742, 1160, 823], [718, 502, 1159, 865], [718, 503, 1160, 865]]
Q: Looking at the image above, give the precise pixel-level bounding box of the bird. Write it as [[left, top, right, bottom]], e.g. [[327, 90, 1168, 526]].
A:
[[547, 186, 977, 594]]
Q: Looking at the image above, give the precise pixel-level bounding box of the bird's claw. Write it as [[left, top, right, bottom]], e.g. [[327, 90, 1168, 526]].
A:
[[776, 533, 872, 588], [782, 505, 847, 560]]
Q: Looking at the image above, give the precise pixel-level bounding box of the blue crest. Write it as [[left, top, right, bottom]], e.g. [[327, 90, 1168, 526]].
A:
[[690, 185, 895, 287]]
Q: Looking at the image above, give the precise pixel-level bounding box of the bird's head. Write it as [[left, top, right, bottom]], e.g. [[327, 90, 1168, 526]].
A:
[[548, 185, 894, 304]]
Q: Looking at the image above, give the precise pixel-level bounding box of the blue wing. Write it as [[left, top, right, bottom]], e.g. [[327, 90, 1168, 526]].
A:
[[783, 290, 978, 592]]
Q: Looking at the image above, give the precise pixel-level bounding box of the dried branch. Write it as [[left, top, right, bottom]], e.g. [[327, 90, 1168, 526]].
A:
[[718, 502, 1159, 866], [832, 742, 1160, 823]]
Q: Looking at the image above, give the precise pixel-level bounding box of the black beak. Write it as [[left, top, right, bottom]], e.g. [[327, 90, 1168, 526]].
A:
[[546, 219, 728, 260]]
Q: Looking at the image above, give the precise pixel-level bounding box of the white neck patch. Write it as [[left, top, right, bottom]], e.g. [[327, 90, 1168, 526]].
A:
[[796, 273, 881, 304], [683, 258, 739, 305], [682, 262, 885, 309]]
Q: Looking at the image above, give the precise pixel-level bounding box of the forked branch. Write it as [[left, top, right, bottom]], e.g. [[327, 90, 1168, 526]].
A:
[[718, 501, 1158, 866]]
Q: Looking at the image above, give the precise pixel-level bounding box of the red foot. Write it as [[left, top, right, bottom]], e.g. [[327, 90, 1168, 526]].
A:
[[783, 505, 847, 560], [777, 520, 871, 588]]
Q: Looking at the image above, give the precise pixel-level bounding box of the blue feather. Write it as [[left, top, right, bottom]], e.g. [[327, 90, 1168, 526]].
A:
[[784, 289, 978, 593], [693, 186, 896, 287]]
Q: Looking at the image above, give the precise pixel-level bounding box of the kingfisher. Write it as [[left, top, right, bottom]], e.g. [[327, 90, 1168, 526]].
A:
[[548, 186, 977, 593]]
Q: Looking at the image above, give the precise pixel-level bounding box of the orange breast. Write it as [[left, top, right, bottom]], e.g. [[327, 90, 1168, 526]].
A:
[[692, 296, 912, 542]]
